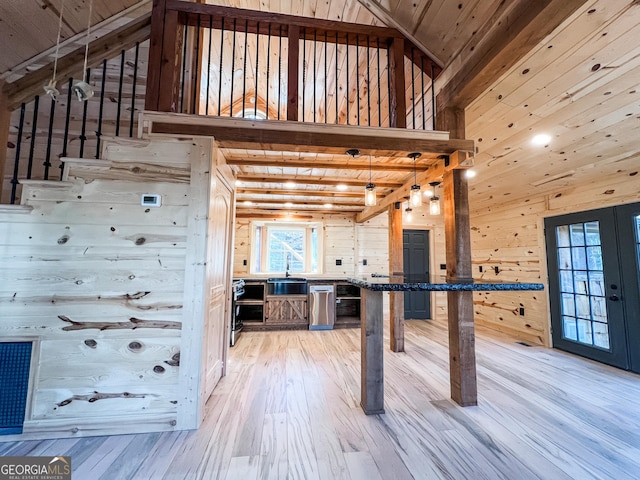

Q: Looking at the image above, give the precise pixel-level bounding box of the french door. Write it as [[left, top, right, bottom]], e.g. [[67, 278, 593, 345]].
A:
[[545, 202, 640, 371]]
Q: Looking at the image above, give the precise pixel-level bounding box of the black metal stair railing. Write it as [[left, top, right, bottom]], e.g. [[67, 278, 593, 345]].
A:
[[4, 41, 149, 205]]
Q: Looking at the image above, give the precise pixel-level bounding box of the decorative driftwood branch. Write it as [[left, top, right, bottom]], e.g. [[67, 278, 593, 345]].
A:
[[58, 315, 181, 331], [56, 391, 150, 407]]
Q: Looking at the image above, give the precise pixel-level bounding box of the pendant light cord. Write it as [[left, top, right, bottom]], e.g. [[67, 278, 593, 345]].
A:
[[82, 0, 94, 83], [413, 156, 417, 185], [52, 0, 66, 84], [369, 154, 372, 184]]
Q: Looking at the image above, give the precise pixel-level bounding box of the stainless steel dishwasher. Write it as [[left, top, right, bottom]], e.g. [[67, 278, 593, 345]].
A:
[[308, 284, 335, 330]]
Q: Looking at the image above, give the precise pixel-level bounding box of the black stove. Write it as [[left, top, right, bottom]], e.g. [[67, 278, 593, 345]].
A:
[[230, 279, 245, 346]]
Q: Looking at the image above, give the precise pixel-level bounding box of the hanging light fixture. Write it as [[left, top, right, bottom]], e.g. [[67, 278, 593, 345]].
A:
[[429, 181, 441, 215], [348, 149, 376, 206], [72, 0, 95, 102], [405, 205, 413, 222], [44, 0, 66, 99], [408, 152, 422, 207]]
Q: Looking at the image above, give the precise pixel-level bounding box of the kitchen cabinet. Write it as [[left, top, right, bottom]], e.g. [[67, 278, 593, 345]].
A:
[[335, 283, 361, 328], [265, 295, 308, 325]]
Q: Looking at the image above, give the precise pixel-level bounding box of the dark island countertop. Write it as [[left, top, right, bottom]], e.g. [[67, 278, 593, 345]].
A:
[[347, 275, 544, 292]]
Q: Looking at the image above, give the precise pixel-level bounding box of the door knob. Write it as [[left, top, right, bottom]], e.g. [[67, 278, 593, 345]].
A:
[[609, 295, 620, 302]]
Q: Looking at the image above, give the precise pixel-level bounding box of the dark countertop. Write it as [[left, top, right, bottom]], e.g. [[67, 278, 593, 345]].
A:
[[347, 275, 544, 292]]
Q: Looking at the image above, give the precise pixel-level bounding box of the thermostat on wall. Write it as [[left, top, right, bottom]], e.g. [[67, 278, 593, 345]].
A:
[[141, 194, 161, 207]]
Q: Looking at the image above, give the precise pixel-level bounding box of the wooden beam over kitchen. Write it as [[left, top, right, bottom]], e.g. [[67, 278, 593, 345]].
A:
[[227, 158, 421, 172], [236, 175, 403, 188], [436, 0, 588, 111], [142, 112, 474, 157]]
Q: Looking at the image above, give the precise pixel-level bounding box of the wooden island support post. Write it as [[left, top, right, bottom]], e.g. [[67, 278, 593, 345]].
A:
[[351, 278, 544, 415]]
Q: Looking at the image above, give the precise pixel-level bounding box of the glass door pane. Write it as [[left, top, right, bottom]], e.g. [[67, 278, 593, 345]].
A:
[[555, 221, 610, 349]]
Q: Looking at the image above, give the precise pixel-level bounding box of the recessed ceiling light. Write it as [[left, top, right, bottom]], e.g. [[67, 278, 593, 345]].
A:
[[324, 203, 333, 208], [423, 189, 434, 197], [465, 169, 477, 179], [285, 202, 293, 208], [243, 200, 253, 206], [531, 133, 551, 146], [285, 181, 296, 188], [336, 184, 348, 191], [235, 180, 243, 186]]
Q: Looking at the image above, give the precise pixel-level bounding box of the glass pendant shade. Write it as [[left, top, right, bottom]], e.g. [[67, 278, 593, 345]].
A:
[[405, 206, 413, 222], [429, 196, 441, 215], [364, 183, 376, 206], [410, 185, 422, 207]]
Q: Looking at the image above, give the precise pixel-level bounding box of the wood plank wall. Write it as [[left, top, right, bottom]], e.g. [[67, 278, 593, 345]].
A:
[[470, 171, 640, 347], [0, 135, 224, 440]]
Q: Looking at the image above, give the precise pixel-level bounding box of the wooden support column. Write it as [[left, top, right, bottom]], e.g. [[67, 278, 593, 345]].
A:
[[146, 0, 168, 111], [0, 87, 10, 202], [388, 37, 406, 128], [388, 203, 404, 352], [287, 26, 300, 122], [361, 288, 384, 414], [440, 106, 477, 407], [157, 10, 181, 112]]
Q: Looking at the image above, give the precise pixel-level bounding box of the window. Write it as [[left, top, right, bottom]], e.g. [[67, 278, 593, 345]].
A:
[[251, 222, 322, 274]]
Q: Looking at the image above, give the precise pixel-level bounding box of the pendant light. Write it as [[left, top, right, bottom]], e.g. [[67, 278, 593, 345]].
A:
[[364, 153, 376, 206], [429, 181, 441, 215], [405, 205, 413, 222], [72, 0, 95, 102], [44, 0, 66, 99], [408, 152, 422, 207]]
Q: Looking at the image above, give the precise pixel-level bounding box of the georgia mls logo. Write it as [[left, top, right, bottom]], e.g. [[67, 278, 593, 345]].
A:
[[0, 456, 71, 480]]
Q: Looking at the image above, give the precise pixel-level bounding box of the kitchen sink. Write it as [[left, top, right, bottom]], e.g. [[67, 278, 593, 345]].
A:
[[267, 277, 307, 282], [266, 278, 307, 295]]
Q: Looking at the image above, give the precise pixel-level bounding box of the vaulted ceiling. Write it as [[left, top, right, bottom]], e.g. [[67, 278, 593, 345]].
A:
[[3, 0, 640, 218]]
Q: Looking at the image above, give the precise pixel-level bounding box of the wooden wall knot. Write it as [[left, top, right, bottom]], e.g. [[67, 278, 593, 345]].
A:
[[58, 315, 181, 331], [164, 352, 180, 367], [56, 391, 149, 407]]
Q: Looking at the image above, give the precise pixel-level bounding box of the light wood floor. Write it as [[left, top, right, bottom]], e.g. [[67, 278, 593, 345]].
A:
[[3, 319, 640, 479]]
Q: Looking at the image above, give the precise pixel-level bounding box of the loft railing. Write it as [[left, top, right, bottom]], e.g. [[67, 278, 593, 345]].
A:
[[145, 0, 441, 129], [3, 42, 148, 205]]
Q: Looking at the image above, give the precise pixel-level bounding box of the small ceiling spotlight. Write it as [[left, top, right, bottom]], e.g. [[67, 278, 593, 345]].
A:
[[531, 133, 552, 146]]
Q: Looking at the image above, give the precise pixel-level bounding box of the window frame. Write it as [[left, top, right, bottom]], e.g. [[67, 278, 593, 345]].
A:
[[250, 221, 323, 275]]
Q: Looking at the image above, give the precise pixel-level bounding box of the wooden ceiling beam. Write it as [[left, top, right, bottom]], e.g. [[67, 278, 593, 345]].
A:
[[356, 0, 443, 68], [238, 188, 364, 198], [227, 158, 425, 172], [235, 175, 402, 188], [436, 0, 588, 111], [238, 198, 363, 207], [3, 12, 152, 110], [144, 113, 474, 157]]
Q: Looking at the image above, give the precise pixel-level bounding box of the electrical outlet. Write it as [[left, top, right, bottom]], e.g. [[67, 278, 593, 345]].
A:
[[336, 259, 342, 266], [243, 259, 247, 266], [479, 266, 483, 272], [519, 307, 525, 316], [494, 266, 500, 274], [440, 264, 446, 270], [363, 259, 367, 266]]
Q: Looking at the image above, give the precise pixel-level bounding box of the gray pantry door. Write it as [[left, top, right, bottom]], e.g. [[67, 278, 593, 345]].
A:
[[544, 202, 640, 371], [403, 229, 431, 320]]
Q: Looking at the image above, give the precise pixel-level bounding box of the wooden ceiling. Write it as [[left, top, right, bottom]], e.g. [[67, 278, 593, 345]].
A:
[[4, 0, 640, 219]]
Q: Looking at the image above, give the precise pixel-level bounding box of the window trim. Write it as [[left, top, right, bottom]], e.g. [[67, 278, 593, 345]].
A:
[[250, 221, 323, 274]]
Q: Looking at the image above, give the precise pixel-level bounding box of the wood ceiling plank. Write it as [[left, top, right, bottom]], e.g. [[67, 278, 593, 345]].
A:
[[3, 13, 151, 110]]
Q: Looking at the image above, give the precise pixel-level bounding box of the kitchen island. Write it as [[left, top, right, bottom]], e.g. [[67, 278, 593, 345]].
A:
[[349, 275, 544, 415]]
